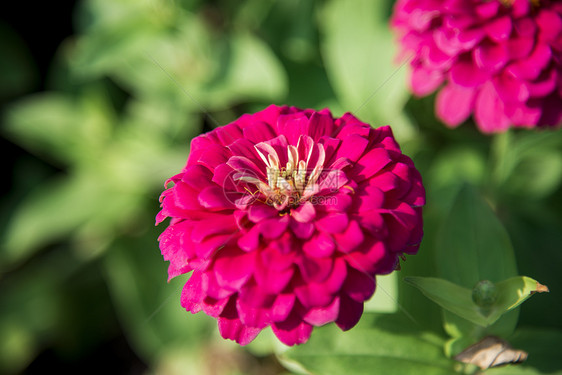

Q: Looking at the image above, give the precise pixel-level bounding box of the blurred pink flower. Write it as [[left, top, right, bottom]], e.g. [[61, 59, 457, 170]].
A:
[[392, 0, 562, 132], [156, 105, 425, 346]]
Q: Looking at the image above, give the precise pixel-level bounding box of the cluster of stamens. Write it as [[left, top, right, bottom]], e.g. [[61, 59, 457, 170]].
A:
[[235, 139, 325, 211]]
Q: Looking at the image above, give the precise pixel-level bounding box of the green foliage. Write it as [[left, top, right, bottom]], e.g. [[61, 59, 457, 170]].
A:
[[405, 276, 548, 328], [280, 313, 457, 375], [319, 0, 414, 141]]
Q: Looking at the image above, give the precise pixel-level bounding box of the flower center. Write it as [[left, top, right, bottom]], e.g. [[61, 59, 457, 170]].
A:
[[235, 136, 326, 211]]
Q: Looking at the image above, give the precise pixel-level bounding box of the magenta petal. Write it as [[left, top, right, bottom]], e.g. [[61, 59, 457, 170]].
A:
[[475, 1, 499, 19], [319, 136, 341, 162], [507, 45, 553, 81], [180, 272, 204, 313], [342, 266, 376, 302], [334, 134, 369, 163], [474, 82, 511, 133], [321, 257, 348, 294], [435, 83, 475, 126], [507, 35, 535, 60], [294, 282, 335, 308], [272, 317, 313, 346], [237, 225, 261, 252], [450, 58, 490, 87], [197, 144, 230, 171], [198, 186, 234, 210], [260, 244, 295, 270], [527, 69, 557, 97], [367, 171, 400, 192], [259, 216, 290, 239], [354, 185, 385, 212], [279, 115, 311, 145], [537, 9, 562, 43], [333, 220, 364, 253], [511, 0, 530, 17], [308, 111, 335, 141], [484, 16, 512, 42], [346, 241, 387, 274], [254, 261, 294, 294], [506, 102, 542, 127], [494, 73, 529, 103], [335, 294, 364, 331], [271, 294, 296, 322], [214, 248, 256, 290], [315, 213, 349, 234], [195, 234, 232, 259], [303, 297, 340, 326], [173, 182, 202, 211], [323, 192, 352, 213], [302, 232, 335, 258], [473, 41, 508, 73], [248, 204, 278, 223], [317, 169, 348, 194], [298, 255, 334, 283], [291, 202, 316, 223], [236, 299, 271, 329], [226, 156, 266, 180], [191, 216, 237, 243], [411, 65, 444, 96], [242, 120, 277, 144], [421, 40, 452, 70], [201, 271, 234, 300], [355, 211, 385, 233], [289, 219, 315, 239], [353, 148, 392, 181], [218, 315, 261, 346]]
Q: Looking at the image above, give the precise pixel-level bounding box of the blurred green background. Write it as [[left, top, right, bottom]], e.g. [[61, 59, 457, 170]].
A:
[[1, 0, 561, 374]]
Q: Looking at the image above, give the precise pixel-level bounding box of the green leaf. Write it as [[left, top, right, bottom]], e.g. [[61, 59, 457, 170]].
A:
[[436, 184, 518, 288], [434, 185, 521, 340], [1, 174, 107, 269], [200, 32, 288, 107], [405, 276, 548, 328], [319, 0, 414, 141], [279, 313, 457, 375], [103, 225, 215, 363], [2, 90, 114, 165], [494, 277, 549, 312]]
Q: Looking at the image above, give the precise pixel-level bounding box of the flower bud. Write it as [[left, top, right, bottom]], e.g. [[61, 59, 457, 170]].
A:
[[472, 280, 498, 308]]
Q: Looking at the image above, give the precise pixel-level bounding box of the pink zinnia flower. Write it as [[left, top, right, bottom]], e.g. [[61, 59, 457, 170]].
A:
[[156, 105, 425, 346], [392, 0, 562, 132]]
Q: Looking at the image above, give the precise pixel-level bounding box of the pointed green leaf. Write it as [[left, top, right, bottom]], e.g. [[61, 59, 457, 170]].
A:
[[405, 277, 483, 325], [494, 276, 549, 313], [405, 276, 548, 329]]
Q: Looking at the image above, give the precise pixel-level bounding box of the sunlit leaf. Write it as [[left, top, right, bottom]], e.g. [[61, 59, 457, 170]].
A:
[[279, 313, 457, 375], [405, 276, 548, 328]]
